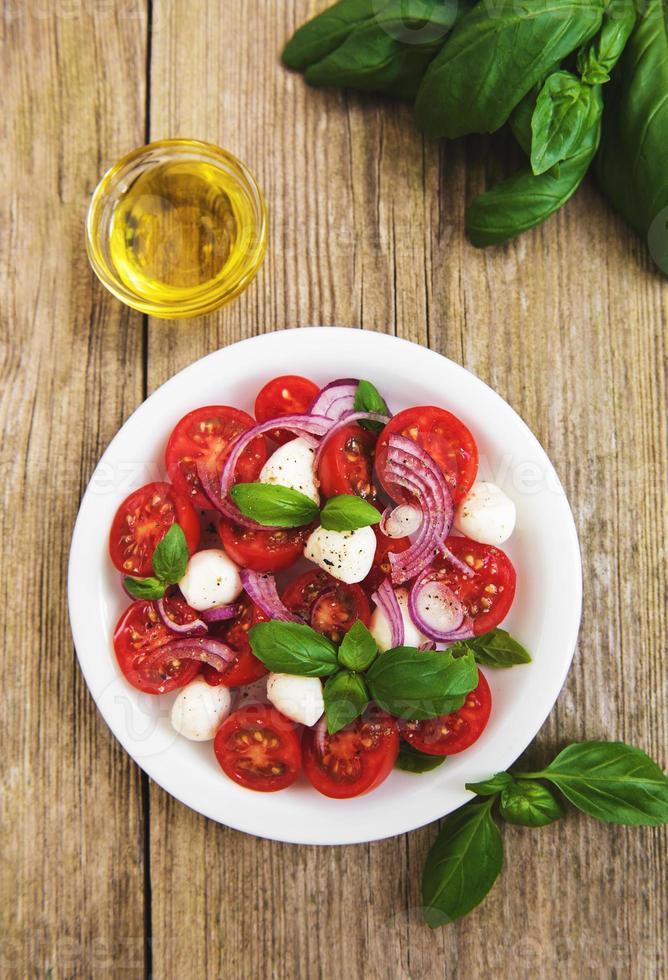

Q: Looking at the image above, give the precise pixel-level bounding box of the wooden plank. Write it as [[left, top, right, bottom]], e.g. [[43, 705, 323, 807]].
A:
[[145, 3, 667, 979], [1, 4, 148, 977]]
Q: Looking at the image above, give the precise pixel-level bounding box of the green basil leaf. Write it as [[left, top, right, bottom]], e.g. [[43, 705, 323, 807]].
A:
[[230, 483, 319, 528], [530, 71, 599, 175], [282, 0, 377, 72], [422, 799, 503, 927], [499, 780, 564, 827], [596, 0, 668, 275], [415, 0, 605, 139], [151, 523, 189, 585], [366, 646, 477, 720], [323, 671, 369, 734], [337, 619, 378, 671], [353, 378, 391, 432], [466, 86, 603, 246], [248, 621, 339, 677], [123, 576, 166, 600], [577, 0, 636, 84], [535, 742, 668, 826], [466, 772, 514, 797], [320, 494, 381, 532], [396, 742, 446, 773], [451, 629, 532, 669]]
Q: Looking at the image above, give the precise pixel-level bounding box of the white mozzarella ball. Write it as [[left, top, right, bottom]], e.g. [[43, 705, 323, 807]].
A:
[[304, 525, 376, 584], [170, 678, 232, 741], [266, 673, 324, 727], [454, 482, 516, 545], [260, 437, 319, 504], [178, 548, 242, 611], [369, 587, 428, 652]]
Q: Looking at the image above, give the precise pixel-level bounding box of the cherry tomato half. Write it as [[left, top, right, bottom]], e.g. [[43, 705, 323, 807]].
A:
[[302, 707, 399, 798], [165, 406, 267, 509], [254, 375, 320, 445], [399, 670, 492, 755], [202, 595, 269, 688], [436, 536, 516, 635], [218, 518, 309, 573], [282, 569, 370, 645], [317, 423, 377, 500], [375, 406, 478, 506], [109, 481, 200, 578], [113, 599, 200, 695], [214, 704, 302, 792], [363, 524, 412, 595]]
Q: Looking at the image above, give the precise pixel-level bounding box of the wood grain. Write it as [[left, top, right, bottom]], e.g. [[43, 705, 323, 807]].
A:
[[3, 1, 667, 977]]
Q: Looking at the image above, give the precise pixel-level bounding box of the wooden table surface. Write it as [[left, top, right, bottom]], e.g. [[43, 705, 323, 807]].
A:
[[3, 2, 667, 977]]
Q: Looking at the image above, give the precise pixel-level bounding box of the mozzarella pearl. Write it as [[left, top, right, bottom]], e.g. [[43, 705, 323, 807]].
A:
[[454, 482, 516, 545], [178, 548, 242, 611], [304, 525, 376, 584], [170, 678, 232, 741], [260, 437, 319, 504], [266, 673, 324, 727], [370, 587, 428, 652]]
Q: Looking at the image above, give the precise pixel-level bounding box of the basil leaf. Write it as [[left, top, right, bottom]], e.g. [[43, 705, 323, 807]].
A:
[[282, 0, 377, 71], [415, 0, 605, 139], [499, 780, 564, 827], [123, 576, 166, 600], [596, 0, 668, 275], [577, 0, 636, 84], [530, 71, 600, 175], [230, 483, 319, 528], [323, 671, 369, 734], [466, 86, 603, 246], [337, 619, 378, 671], [534, 742, 668, 826], [366, 647, 477, 720], [466, 772, 514, 797], [353, 378, 390, 433], [320, 494, 381, 532], [396, 743, 446, 773], [151, 523, 189, 585], [248, 622, 339, 677], [422, 799, 503, 927], [451, 629, 531, 669]]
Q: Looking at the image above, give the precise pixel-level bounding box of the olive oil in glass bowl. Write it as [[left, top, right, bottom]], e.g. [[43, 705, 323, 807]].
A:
[[86, 140, 267, 318]]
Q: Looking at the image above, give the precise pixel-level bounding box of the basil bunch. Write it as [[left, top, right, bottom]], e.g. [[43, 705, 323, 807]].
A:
[[422, 741, 668, 926], [123, 524, 190, 599], [284, 0, 666, 271]]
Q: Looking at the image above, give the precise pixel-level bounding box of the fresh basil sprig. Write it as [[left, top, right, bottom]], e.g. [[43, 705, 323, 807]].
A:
[[231, 483, 319, 527], [396, 743, 446, 774], [354, 379, 390, 432], [323, 671, 369, 734], [123, 523, 189, 600], [248, 621, 339, 677], [337, 620, 378, 671], [320, 494, 380, 532], [366, 646, 478, 720], [450, 628, 531, 669], [497, 780, 564, 827]]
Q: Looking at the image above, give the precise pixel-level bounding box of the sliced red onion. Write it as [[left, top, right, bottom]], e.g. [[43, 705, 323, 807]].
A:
[[309, 379, 359, 420], [197, 460, 259, 528], [240, 569, 301, 622], [419, 640, 437, 652], [201, 603, 241, 623], [408, 569, 474, 642], [371, 578, 405, 648], [313, 411, 390, 471], [144, 636, 237, 673], [439, 542, 475, 579], [156, 597, 208, 635], [380, 503, 423, 538], [313, 715, 329, 755]]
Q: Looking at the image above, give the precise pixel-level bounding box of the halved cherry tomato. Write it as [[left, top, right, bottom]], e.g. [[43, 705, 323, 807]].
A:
[[218, 518, 309, 573], [282, 569, 370, 645], [109, 481, 200, 578], [399, 670, 492, 755], [202, 595, 269, 688], [375, 406, 478, 506], [214, 704, 302, 792], [318, 423, 377, 500], [254, 375, 320, 445], [165, 406, 267, 509], [435, 536, 516, 635], [113, 599, 200, 694], [302, 707, 399, 798], [363, 524, 412, 595]]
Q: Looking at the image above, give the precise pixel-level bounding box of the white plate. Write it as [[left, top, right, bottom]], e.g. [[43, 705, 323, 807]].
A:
[[68, 327, 582, 845]]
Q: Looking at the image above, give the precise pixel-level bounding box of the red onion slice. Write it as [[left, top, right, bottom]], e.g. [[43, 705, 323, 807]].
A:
[[380, 503, 422, 538], [240, 569, 301, 622], [371, 578, 405, 648], [309, 379, 359, 420], [144, 636, 237, 673], [201, 603, 241, 623], [197, 461, 260, 529], [408, 569, 474, 642], [157, 597, 208, 635], [313, 411, 390, 471]]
